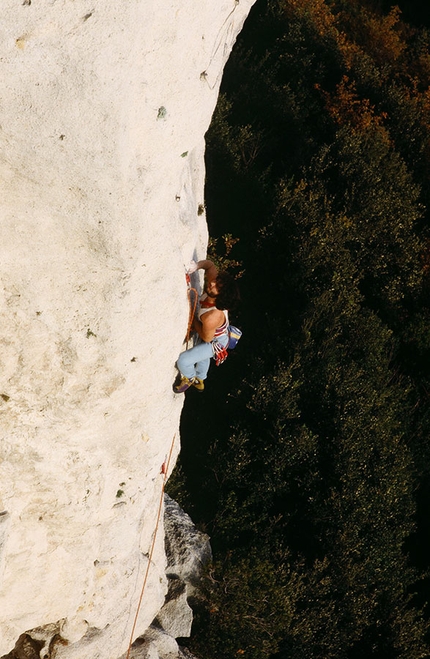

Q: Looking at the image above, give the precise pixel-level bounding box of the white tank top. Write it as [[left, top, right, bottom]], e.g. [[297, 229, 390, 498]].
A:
[[198, 294, 229, 333]]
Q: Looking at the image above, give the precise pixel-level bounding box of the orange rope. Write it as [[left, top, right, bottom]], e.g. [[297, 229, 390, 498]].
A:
[[125, 433, 177, 659], [186, 286, 198, 343]]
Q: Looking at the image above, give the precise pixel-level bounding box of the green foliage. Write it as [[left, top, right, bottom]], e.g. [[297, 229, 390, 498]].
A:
[[192, 552, 302, 659], [179, 1, 430, 657], [207, 233, 244, 278], [165, 460, 194, 514]]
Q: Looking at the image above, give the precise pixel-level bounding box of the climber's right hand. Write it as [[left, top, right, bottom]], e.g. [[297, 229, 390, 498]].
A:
[[187, 260, 199, 274]]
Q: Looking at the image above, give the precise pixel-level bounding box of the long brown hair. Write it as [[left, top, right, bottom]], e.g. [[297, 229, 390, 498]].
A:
[[215, 272, 240, 311]]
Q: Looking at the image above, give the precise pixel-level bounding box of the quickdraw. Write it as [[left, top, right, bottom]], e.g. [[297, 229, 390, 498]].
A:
[[212, 341, 229, 366]]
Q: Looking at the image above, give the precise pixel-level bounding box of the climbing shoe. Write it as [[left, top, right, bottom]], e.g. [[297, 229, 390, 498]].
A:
[[173, 376, 194, 394], [192, 378, 205, 392]]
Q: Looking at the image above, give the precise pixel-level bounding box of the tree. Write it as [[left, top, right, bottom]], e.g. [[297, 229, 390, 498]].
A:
[[173, 1, 430, 657]]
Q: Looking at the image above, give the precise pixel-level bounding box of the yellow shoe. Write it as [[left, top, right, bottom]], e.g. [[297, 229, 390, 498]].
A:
[[192, 377, 205, 392], [173, 376, 194, 394]]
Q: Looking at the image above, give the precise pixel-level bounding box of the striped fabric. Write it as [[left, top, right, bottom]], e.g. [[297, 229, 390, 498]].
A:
[[214, 318, 229, 337]]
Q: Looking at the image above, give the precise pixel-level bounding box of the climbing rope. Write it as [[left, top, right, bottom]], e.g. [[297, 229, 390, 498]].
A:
[[124, 266, 198, 656], [185, 273, 198, 344], [125, 432, 177, 659], [201, 1, 239, 90]]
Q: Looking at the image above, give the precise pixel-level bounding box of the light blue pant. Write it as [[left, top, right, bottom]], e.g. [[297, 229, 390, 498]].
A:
[[177, 336, 228, 381]]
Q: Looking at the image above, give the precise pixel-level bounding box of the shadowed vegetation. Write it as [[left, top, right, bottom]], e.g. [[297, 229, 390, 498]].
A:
[[168, 1, 430, 657]]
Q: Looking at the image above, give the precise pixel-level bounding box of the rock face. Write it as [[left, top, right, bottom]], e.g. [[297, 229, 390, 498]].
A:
[[0, 1, 255, 657], [163, 494, 212, 602], [123, 496, 211, 659]]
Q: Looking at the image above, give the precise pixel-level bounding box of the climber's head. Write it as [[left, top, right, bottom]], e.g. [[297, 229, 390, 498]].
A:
[[213, 271, 240, 311]]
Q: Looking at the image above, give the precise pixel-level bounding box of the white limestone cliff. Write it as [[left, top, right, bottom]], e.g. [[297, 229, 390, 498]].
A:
[[0, 1, 255, 657]]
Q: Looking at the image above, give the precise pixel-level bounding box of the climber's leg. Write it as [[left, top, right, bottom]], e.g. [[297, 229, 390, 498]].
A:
[[176, 341, 213, 381]]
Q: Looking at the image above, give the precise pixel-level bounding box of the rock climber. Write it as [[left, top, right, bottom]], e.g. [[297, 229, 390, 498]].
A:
[[173, 259, 240, 393]]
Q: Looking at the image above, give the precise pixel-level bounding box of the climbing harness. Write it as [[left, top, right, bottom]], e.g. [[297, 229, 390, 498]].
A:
[[125, 433, 177, 659]]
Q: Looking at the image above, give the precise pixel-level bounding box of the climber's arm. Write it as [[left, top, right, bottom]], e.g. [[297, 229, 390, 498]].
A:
[[193, 259, 218, 282]]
